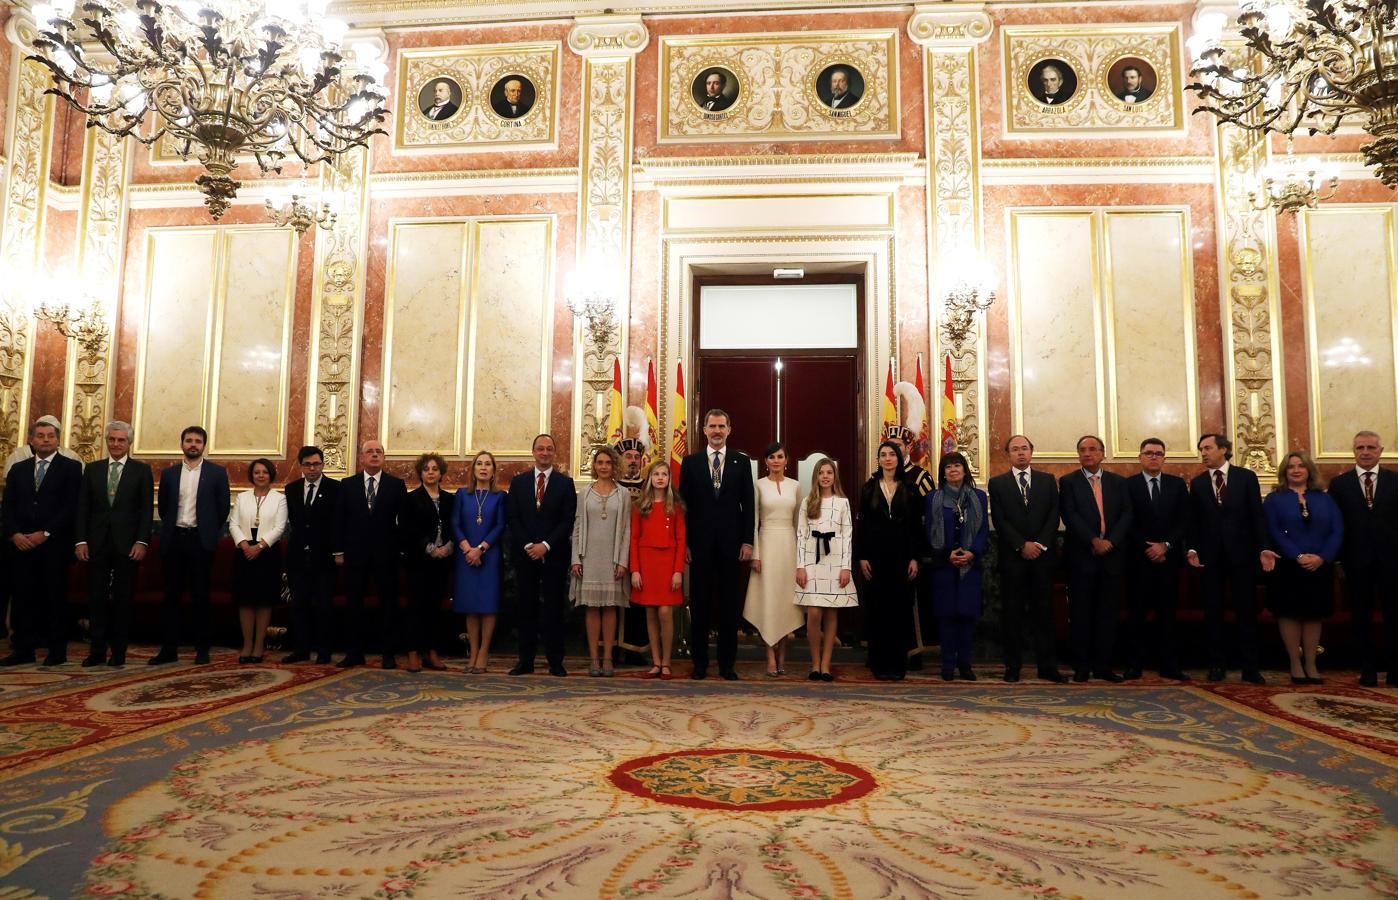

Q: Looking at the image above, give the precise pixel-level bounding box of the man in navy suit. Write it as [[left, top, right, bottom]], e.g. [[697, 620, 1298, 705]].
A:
[[1329, 430, 1398, 686], [677, 409, 755, 680], [1123, 437, 1189, 680], [332, 439, 407, 669], [1187, 432, 1276, 683], [1058, 434, 1132, 682], [282, 445, 340, 664], [152, 425, 230, 665], [0, 418, 81, 666], [506, 433, 576, 676], [74, 421, 153, 668]]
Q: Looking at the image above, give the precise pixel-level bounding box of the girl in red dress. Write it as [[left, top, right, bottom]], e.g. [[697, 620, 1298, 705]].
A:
[[629, 461, 687, 679]]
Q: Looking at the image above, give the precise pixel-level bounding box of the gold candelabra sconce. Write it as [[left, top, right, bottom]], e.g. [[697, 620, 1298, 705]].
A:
[[1248, 141, 1339, 216], [265, 180, 337, 234], [567, 261, 623, 460], [941, 266, 996, 352], [34, 298, 109, 354]]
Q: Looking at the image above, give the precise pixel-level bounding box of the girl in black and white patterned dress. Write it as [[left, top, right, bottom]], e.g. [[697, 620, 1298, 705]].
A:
[[796, 458, 856, 681]]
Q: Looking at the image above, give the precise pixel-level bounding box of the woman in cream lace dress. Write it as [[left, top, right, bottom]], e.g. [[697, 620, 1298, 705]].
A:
[[742, 442, 804, 676]]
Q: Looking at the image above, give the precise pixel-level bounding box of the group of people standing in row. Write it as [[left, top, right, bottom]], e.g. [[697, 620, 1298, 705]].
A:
[[0, 411, 1394, 688]]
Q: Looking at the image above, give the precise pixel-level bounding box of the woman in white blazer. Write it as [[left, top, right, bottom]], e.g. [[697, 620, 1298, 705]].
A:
[[228, 458, 288, 663]]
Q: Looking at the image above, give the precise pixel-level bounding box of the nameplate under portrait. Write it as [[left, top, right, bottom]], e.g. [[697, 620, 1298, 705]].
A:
[[659, 30, 899, 143], [1002, 24, 1183, 136], [395, 43, 559, 153]]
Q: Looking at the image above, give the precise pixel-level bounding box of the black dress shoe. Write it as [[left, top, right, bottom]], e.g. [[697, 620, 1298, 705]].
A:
[[720, 670, 738, 681], [81, 655, 106, 668], [336, 655, 365, 669], [1290, 675, 1307, 685], [148, 650, 178, 666], [1160, 669, 1190, 681], [1359, 672, 1378, 687], [548, 664, 568, 677], [1094, 670, 1125, 683], [890, 673, 905, 682], [958, 667, 977, 682], [193, 650, 211, 665], [941, 670, 955, 682], [875, 673, 890, 681], [238, 656, 254, 664], [0, 653, 35, 667], [808, 671, 821, 681], [1305, 676, 1324, 685], [1207, 667, 1226, 682], [314, 653, 332, 665], [40, 655, 67, 668], [1123, 667, 1143, 680], [1241, 670, 1266, 685], [692, 669, 708, 680], [107, 655, 125, 667], [819, 672, 834, 682], [381, 656, 397, 670], [1038, 669, 1068, 684], [280, 652, 311, 664], [1072, 670, 1090, 683], [1003, 670, 1021, 683], [423, 660, 447, 671], [507, 663, 534, 676]]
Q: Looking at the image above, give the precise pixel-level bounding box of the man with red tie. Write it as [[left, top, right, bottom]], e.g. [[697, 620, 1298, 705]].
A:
[[1328, 430, 1398, 687], [506, 434, 576, 676], [1187, 433, 1277, 683]]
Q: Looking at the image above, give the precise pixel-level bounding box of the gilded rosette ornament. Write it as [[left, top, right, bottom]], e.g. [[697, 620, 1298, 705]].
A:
[[568, 16, 647, 474], [910, 4, 991, 478], [0, 12, 54, 469]]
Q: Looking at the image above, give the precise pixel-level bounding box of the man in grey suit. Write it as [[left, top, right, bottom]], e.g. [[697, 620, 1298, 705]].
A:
[[74, 421, 153, 667], [987, 435, 1067, 682]]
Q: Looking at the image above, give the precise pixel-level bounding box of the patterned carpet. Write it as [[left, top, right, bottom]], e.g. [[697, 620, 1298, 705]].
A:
[[1, 649, 1396, 899]]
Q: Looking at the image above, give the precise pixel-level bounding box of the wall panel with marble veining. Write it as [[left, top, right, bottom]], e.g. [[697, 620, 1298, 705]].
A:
[[1102, 210, 1199, 458], [133, 229, 219, 455], [1008, 210, 1102, 458], [380, 216, 554, 459], [1299, 206, 1398, 459]]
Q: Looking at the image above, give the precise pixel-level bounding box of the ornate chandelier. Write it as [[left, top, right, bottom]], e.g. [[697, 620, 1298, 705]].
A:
[[28, 0, 389, 219], [1187, 0, 1398, 187], [1250, 140, 1341, 213]]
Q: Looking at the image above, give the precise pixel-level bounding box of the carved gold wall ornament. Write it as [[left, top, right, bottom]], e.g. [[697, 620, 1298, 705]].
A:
[[658, 30, 899, 143], [1002, 24, 1183, 135], [395, 43, 560, 152]]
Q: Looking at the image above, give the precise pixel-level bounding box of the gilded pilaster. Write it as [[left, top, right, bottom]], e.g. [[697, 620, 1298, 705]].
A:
[[910, 4, 991, 478], [304, 33, 384, 477], [0, 12, 54, 466], [65, 128, 130, 461], [567, 16, 647, 475]]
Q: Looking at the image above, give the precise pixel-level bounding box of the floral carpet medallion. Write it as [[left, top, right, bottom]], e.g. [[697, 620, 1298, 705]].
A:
[[77, 693, 1397, 899], [85, 668, 293, 712], [610, 748, 876, 810], [1271, 692, 1398, 742]]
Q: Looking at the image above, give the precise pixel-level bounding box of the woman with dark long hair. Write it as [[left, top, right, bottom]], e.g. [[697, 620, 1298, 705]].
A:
[[855, 440, 925, 681]]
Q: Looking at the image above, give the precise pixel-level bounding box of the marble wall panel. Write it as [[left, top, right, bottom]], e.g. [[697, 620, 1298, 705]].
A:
[[468, 218, 553, 456], [381, 221, 470, 456], [1008, 209, 1101, 457], [208, 228, 297, 456], [1103, 210, 1197, 457], [133, 230, 218, 455], [663, 193, 893, 233], [1299, 207, 1398, 458]]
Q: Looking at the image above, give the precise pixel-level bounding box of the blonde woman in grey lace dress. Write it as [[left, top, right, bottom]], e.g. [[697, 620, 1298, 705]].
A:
[[571, 447, 631, 676]]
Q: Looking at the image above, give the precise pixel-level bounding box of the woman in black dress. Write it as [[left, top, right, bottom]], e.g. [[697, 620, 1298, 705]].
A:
[[855, 440, 925, 681], [402, 452, 455, 672]]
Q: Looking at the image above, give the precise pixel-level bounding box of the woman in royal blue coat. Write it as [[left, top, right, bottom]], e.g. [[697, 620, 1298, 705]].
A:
[[925, 451, 989, 681], [1264, 451, 1343, 684], [450, 451, 507, 674]]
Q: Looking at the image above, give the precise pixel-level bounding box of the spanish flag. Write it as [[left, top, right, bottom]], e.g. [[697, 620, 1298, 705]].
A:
[[607, 356, 624, 443], [940, 352, 958, 456], [671, 358, 688, 472], [644, 358, 659, 465], [913, 353, 932, 472], [881, 359, 898, 437]]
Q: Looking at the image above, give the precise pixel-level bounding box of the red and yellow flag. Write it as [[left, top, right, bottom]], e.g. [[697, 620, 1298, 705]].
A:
[[671, 358, 688, 472], [940, 352, 958, 456], [913, 353, 931, 471], [881, 359, 897, 437], [607, 356, 624, 443], [644, 358, 659, 465]]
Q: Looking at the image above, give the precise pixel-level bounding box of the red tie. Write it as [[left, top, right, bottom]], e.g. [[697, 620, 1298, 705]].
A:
[[536, 471, 546, 509], [1213, 469, 1226, 504], [1364, 471, 1375, 509]]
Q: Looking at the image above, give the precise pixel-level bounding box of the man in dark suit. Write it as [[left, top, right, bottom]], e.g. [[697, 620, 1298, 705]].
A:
[[421, 79, 459, 121], [987, 434, 1067, 682], [1123, 437, 1189, 680], [73, 421, 152, 667], [282, 445, 339, 664], [1058, 435, 1133, 682], [332, 439, 406, 669], [1187, 432, 1276, 683], [1115, 66, 1153, 103], [1328, 430, 1398, 687], [492, 78, 531, 119], [0, 418, 81, 666], [505, 433, 576, 676], [677, 409, 755, 680], [153, 425, 230, 665], [698, 71, 735, 112]]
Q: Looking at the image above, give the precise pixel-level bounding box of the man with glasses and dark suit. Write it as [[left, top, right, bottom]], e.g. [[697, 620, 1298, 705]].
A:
[[282, 445, 340, 664], [1122, 437, 1189, 680]]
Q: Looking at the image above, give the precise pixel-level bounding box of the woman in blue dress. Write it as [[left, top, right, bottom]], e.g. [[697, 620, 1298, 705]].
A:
[[925, 451, 989, 681], [451, 451, 507, 673]]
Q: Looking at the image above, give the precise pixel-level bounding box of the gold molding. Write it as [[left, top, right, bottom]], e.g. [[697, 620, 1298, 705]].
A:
[[661, 192, 896, 233], [306, 146, 372, 476], [65, 128, 130, 462], [982, 155, 1214, 169], [1297, 206, 1398, 461], [0, 46, 55, 469], [639, 152, 921, 170], [369, 167, 578, 185]]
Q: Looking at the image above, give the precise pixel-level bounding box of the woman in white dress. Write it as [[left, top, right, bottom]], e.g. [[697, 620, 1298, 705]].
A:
[[796, 458, 856, 681], [743, 442, 804, 676]]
